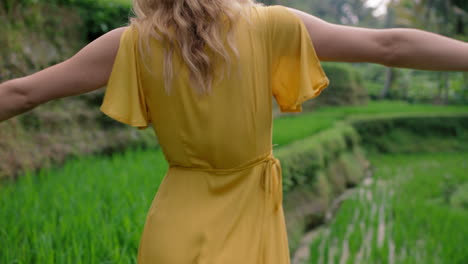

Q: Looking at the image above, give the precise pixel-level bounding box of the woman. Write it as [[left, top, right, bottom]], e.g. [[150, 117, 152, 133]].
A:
[[0, 0, 467, 263]]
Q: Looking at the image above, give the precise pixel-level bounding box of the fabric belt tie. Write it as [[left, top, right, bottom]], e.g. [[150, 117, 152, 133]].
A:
[[169, 152, 283, 212], [260, 155, 283, 212]]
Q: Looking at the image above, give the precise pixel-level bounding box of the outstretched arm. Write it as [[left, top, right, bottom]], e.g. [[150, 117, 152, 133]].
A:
[[287, 7, 468, 71], [0, 26, 127, 122]]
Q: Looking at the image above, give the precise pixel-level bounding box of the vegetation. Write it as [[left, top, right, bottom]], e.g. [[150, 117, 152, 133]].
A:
[[273, 100, 468, 147], [0, 121, 368, 263], [1, 0, 132, 41], [259, 0, 377, 26], [309, 152, 468, 264], [0, 90, 157, 180], [351, 113, 468, 153], [278, 124, 369, 252], [1, 1, 467, 262], [2, 0, 467, 180], [276, 123, 363, 192], [0, 148, 166, 263], [2, 101, 467, 262], [0, 0, 147, 181], [274, 102, 467, 252], [304, 63, 368, 109]]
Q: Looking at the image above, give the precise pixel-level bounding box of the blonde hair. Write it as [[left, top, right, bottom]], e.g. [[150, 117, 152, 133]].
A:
[[130, 0, 259, 95]]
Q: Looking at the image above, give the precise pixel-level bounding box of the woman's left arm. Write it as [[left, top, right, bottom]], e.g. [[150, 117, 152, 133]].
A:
[[0, 26, 128, 122]]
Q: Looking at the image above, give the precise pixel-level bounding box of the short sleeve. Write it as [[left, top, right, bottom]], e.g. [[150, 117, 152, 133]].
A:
[[267, 6, 329, 113], [100, 26, 151, 130]]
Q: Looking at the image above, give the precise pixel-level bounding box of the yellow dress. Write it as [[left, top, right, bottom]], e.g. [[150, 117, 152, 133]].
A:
[[100, 5, 329, 264]]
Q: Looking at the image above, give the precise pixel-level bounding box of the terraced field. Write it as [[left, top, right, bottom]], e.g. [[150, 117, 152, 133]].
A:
[[309, 152, 468, 264], [1, 101, 467, 263]]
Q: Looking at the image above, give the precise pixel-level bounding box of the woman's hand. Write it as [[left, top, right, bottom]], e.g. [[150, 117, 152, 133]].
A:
[[287, 7, 468, 72], [0, 26, 127, 122]]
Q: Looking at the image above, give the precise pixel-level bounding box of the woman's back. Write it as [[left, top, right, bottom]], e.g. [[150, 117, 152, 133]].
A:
[[98, 5, 329, 263], [100, 5, 329, 169]]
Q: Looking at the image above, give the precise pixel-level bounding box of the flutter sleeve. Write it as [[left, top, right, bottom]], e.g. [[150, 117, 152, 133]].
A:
[[100, 26, 150, 129], [267, 6, 329, 113]]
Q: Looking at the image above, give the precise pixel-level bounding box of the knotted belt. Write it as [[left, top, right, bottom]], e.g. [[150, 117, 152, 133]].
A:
[[169, 152, 283, 211]]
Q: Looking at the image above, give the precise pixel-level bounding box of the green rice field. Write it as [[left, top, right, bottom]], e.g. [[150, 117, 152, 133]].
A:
[[272, 101, 468, 147], [309, 152, 468, 264], [0, 148, 166, 263], [1, 101, 467, 263]]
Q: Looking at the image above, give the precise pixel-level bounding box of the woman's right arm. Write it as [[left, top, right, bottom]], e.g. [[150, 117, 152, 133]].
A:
[[287, 7, 468, 72]]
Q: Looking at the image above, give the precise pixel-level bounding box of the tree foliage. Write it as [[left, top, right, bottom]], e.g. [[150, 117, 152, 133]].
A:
[[2, 0, 132, 41], [390, 0, 467, 39], [257, 0, 379, 26]]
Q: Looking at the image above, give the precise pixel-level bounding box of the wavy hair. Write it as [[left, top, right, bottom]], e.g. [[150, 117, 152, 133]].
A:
[[130, 0, 259, 95]]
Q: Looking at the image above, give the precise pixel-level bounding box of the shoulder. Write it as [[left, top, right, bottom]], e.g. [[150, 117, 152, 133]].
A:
[[107, 25, 142, 55], [91, 26, 132, 54], [256, 5, 299, 21], [244, 5, 301, 37], [248, 5, 292, 21], [104, 26, 130, 42], [266, 5, 304, 29], [247, 5, 304, 37], [117, 25, 137, 44], [254, 5, 306, 42]]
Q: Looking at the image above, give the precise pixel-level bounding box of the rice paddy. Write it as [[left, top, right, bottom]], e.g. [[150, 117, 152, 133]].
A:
[[308, 152, 468, 264], [1, 101, 467, 263]]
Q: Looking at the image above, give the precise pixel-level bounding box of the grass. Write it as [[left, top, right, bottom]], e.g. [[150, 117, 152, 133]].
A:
[[308, 152, 468, 264], [1, 101, 468, 263], [0, 148, 166, 263], [272, 100, 468, 147], [314, 100, 468, 116], [273, 114, 336, 147]]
